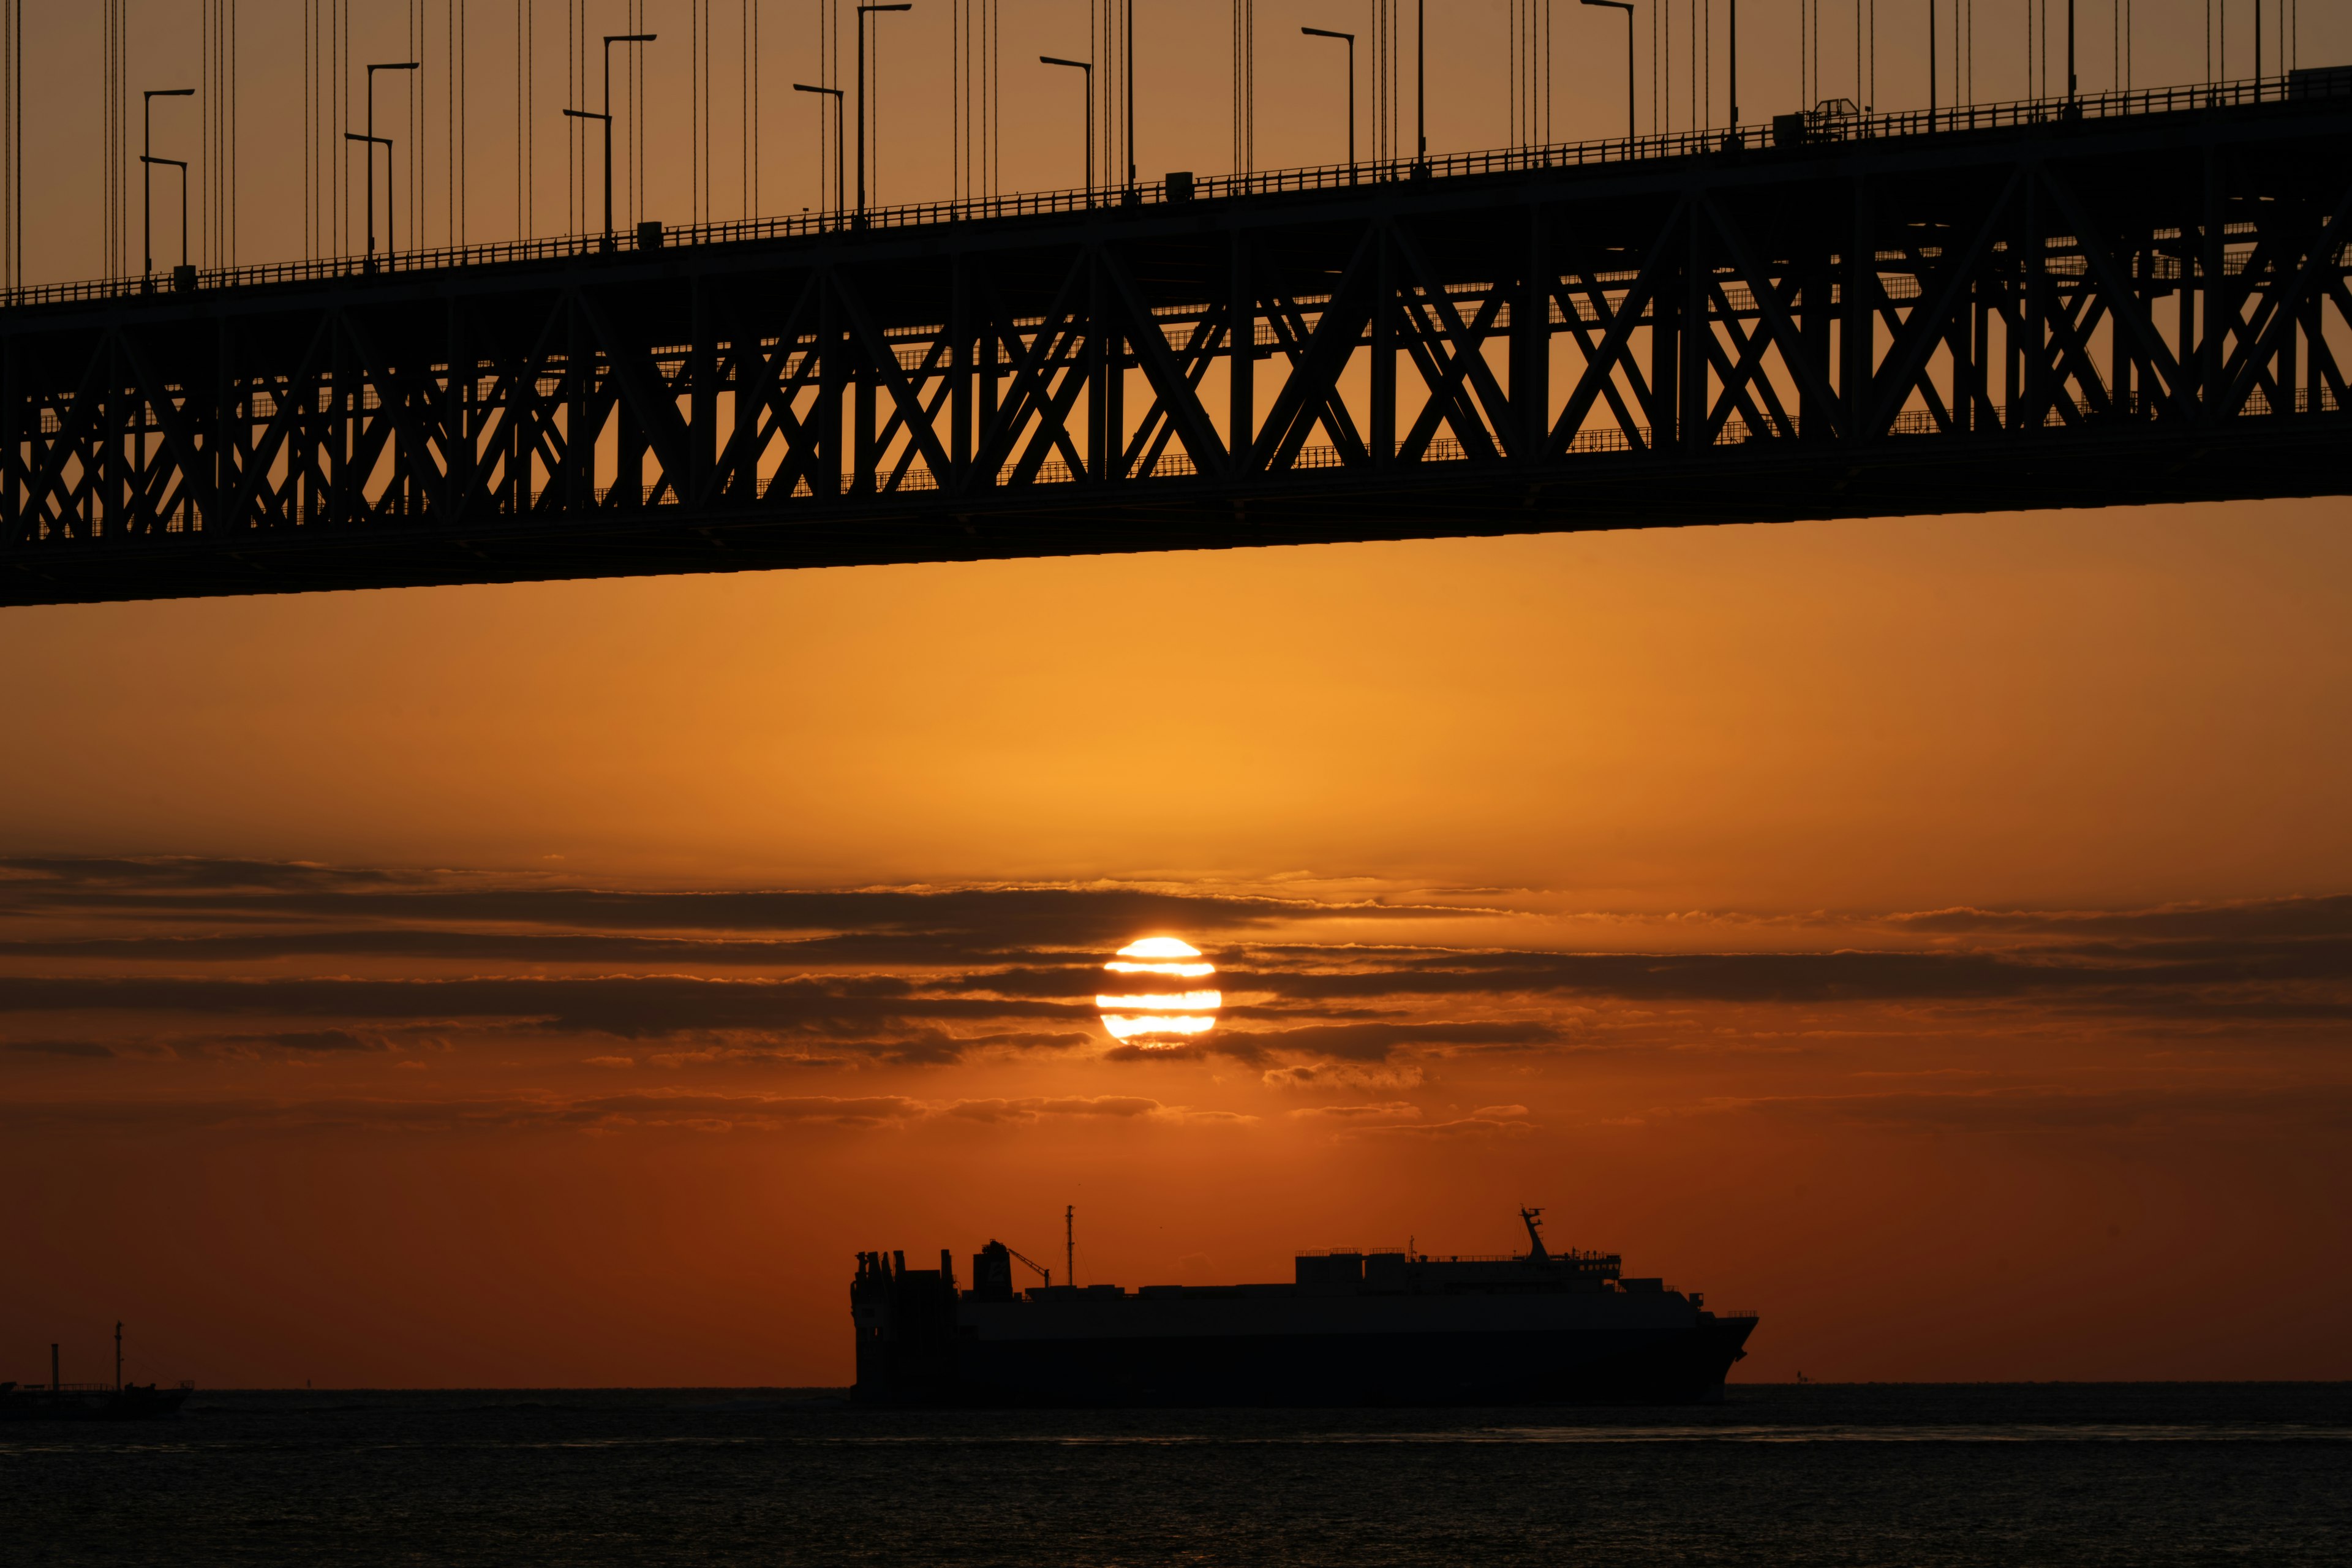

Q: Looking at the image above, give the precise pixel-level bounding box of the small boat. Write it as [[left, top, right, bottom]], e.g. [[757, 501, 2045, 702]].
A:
[[0, 1324, 192, 1421]]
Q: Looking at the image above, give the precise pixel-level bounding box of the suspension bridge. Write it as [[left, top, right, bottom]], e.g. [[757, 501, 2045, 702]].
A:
[[2, 70, 2348, 607]]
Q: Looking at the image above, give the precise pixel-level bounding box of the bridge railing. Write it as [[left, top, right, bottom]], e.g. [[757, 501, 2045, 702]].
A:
[[1, 70, 2341, 314]]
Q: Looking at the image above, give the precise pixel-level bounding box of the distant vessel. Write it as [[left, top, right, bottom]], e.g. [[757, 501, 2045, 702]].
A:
[[851, 1208, 1757, 1406], [1, 1324, 192, 1421]]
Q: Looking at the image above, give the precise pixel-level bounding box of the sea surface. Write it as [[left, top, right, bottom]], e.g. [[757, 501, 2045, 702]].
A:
[[9, 1382, 2348, 1566]]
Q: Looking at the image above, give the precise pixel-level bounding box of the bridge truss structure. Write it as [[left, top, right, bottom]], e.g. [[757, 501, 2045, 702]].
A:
[[3, 78, 2349, 605]]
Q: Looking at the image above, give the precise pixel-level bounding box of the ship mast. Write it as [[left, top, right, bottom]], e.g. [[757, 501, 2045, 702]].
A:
[[1065, 1204, 1075, 1287]]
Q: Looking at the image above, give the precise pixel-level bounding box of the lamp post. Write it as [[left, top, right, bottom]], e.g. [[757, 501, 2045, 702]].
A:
[[563, 33, 655, 248], [792, 83, 844, 225], [2067, 0, 2078, 102], [1578, 1, 1635, 143], [138, 154, 189, 287], [342, 62, 417, 268], [1415, 0, 1427, 172], [1727, 0, 1740, 141], [141, 87, 193, 289], [1300, 28, 1355, 176], [342, 129, 391, 264], [1039, 55, 1093, 202], [1929, 0, 1937, 119], [856, 4, 912, 225]]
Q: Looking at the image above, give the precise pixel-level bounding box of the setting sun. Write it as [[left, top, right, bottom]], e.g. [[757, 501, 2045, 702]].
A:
[[1097, 937, 1223, 1046]]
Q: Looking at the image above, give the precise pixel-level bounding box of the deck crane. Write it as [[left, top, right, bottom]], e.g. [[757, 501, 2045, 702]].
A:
[[992, 1238, 1054, 1289]]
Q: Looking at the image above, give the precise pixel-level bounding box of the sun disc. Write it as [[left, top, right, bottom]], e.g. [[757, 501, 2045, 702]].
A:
[[1118, 937, 1202, 960], [1099, 937, 1219, 1048]]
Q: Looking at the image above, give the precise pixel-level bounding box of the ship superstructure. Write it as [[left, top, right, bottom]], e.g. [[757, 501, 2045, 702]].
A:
[[851, 1209, 1757, 1406]]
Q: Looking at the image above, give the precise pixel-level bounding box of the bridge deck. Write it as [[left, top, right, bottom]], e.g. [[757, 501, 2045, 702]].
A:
[[4, 75, 2348, 606]]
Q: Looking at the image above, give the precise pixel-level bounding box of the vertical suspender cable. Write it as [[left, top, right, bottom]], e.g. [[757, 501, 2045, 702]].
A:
[[992, 0, 1000, 197], [742, 0, 751, 218], [703, 1, 712, 225], [635, 0, 644, 224], [527, 0, 535, 239], [870, 0, 878, 208], [100, 1, 107, 279], [4, 0, 12, 291], [2, 0, 13, 292], [816, 0, 829, 216], [627, 0, 637, 227], [950, 0, 959, 200], [447, 0, 454, 247], [413, 1, 423, 257], [750, 0, 760, 218], [517, 0, 527, 238], [691, 0, 697, 224], [637, 0, 646, 227], [567, 0, 575, 233], [102, 1, 111, 279], [304, 2, 312, 258], [11, 0, 18, 288]]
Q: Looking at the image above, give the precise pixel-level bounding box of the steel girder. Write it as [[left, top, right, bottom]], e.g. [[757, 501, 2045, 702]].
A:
[[4, 96, 2350, 605]]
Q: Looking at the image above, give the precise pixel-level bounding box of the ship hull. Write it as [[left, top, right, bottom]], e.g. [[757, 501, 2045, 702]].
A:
[[0, 1385, 190, 1421], [944, 1319, 1756, 1408]]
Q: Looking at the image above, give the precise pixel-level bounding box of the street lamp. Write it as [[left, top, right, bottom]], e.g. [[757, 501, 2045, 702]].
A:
[[1727, 0, 1740, 142], [2067, 0, 2078, 102], [1415, 0, 1427, 172], [1122, 0, 1135, 195], [856, 5, 913, 225], [1577, 1, 1635, 144], [140, 154, 189, 287], [1300, 28, 1355, 177], [792, 83, 844, 225], [140, 87, 193, 289], [1040, 55, 1093, 202], [342, 61, 417, 267], [563, 33, 656, 248]]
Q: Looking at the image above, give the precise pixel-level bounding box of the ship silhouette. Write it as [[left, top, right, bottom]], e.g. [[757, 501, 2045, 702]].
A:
[[2, 1324, 190, 1421], [851, 1208, 1757, 1406]]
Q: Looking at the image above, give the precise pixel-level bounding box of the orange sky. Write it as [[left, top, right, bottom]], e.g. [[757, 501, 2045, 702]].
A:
[[4, 4, 2352, 1391]]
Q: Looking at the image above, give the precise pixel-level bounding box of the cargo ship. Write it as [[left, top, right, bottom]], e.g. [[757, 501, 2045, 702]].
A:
[[851, 1208, 1757, 1406]]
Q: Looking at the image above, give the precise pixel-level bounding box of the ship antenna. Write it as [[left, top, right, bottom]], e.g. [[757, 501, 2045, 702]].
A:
[[1519, 1207, 1549, 1263], [1065, 1204, 1075, 1288], [115, 1321, 123, 1393]]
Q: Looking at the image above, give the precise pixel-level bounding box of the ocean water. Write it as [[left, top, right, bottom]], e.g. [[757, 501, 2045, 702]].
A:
[[9, 1383, 2348, 1566]]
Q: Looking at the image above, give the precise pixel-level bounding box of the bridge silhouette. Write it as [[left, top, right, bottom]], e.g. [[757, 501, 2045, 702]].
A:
[[3, 74, 2348, 606]]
